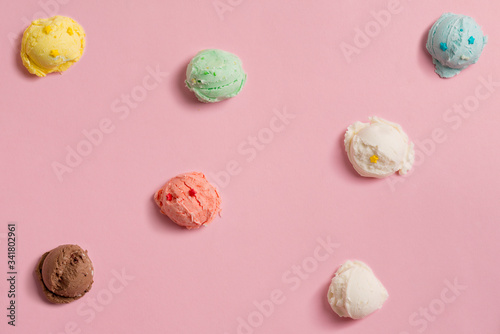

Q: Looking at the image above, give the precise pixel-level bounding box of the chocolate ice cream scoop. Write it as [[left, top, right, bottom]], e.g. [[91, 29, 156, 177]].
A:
[[36, 244, 94, 304]]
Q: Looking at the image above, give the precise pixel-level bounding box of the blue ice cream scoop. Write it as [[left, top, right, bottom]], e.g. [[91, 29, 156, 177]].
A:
[[426, 13, 487, 78]]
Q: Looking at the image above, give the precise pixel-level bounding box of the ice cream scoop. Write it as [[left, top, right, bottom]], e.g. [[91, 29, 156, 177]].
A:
[[21, 16, 86, 77], [327, 260, 388, 319], [185, 49, 247, 103], [36, 244, 94, 304], [154, 172, 221, 229], [344, 117, 414, 178], [426, 13, 487, 78]]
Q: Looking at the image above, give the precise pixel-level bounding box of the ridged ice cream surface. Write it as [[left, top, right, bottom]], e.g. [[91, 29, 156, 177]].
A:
[[185, 49, 246, 103], [41, 244, 94, 299], [21, 15, 85, 77], [327, 260, 388, 319], [344, 117, 414, 178], [154, 172, 221, 229], [426, 13, 487, 78]]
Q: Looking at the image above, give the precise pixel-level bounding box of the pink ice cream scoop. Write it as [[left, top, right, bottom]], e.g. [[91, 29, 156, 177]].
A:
[[154, 172, 221, 229]]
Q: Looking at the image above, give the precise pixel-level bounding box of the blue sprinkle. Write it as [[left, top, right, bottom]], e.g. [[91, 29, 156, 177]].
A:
[[440, 42, 448, 51], [460, 28, 463, 32], [468, 36, 475, 44]]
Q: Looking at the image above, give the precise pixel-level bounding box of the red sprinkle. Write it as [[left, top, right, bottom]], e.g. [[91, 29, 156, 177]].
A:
[[167, 193, 173, 201], [188, 189, 196, 196]]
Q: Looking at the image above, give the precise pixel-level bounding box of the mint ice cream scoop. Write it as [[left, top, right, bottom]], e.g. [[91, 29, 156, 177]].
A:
[[426, 13, 487, 78], [185, 49, 247, 103]]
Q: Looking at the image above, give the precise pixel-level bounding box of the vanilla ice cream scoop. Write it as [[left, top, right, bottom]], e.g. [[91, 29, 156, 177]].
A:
[[327, 260, 388, 319], [344, 117, 414, 178]]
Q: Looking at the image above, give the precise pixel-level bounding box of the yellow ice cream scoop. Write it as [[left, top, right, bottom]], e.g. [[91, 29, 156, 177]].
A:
[[21, 16, 85, 77]]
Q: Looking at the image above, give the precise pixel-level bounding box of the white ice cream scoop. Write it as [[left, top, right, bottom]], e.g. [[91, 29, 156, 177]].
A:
[[344, 117, 414, 178], [327, 260, 388, 319]]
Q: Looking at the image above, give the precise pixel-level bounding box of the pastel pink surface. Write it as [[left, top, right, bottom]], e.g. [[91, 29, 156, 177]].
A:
[[0, 0, 499, 333]]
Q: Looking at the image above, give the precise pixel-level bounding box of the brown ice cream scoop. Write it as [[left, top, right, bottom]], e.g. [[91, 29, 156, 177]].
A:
[[36, 244, 94, 304]]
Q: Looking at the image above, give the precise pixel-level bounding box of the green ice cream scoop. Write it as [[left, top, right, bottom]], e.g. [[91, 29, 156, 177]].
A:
[[185, 49, 247, 103]]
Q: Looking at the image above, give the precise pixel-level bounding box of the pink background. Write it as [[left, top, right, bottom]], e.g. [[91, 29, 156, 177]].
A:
[[1, 0, 500, 333]]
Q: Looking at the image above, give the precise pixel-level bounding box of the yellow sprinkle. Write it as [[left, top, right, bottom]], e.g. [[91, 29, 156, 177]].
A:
[[370, 155, 379, 163], [50, 49, 59, 57], [43, 25, 52, 34], [206, 67, 209, 69], [67, 27, 74, 35]]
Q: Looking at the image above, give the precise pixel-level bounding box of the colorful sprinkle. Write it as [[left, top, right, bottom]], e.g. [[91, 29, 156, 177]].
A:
[[67, 27, 74, 35], [204, 71, 209, 75], [468, 36, 475, 45], [440, 42, 448, 51], [213, 72, 216, 76], [460, 28, 463, 32], [50, 49, 59, 57], [43, 25, 52, 34], [167, 193, 173, 201], [370, 155, 379, 164], [188, 189, 196, 196]]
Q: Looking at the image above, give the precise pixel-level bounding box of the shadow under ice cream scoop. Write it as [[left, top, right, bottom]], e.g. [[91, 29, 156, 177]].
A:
[[185, 49, 247, 103], [426, 13, 487, 78], [154, 172, 221, 229], [36, 244, 94, 304]]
